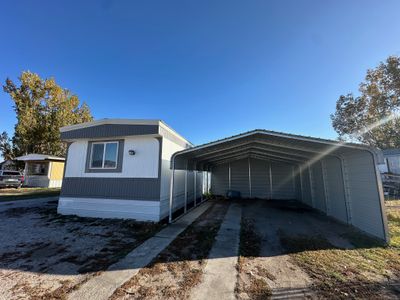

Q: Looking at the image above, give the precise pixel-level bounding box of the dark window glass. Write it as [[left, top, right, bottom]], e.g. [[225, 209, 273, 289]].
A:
[[91, 143, 104, 168], [104, 143, 118, 168]]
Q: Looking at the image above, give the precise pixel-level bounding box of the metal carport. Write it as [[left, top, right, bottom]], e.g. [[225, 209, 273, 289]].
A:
[[169, 130, 389, 242]]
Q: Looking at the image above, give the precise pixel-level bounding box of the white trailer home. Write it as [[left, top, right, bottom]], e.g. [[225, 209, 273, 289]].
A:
[[58, 119, 388, 242], [58, 119, 199, 221]]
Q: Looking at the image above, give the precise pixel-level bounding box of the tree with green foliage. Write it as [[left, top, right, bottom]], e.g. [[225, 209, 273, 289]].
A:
[[331, 56, 400, 149], [3, 71, 93, 156], [0, 131, 14, 160]]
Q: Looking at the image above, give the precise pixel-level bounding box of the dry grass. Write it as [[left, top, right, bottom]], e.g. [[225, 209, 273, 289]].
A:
[[236, 218, 272, 300], [278, 203, 400, 299]]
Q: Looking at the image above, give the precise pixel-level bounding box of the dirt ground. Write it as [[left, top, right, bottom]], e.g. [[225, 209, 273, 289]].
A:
[[1, 198, 398, 299], [0, 199, 162, 299], [111, 200, 229, 300], [237, 199, 400, 299]]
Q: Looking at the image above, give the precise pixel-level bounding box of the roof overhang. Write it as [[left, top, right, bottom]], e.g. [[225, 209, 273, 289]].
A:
[[15, 154, 65, 162]]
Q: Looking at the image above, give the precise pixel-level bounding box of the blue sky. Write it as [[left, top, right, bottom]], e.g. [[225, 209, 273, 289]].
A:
[[1, 0, 400, 145]]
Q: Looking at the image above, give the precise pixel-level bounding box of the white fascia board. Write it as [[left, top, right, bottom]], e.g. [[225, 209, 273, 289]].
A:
[[159, 120, 193, 147]]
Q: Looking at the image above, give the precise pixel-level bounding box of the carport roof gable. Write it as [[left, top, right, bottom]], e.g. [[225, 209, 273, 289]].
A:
[[172, 129, 372, 170]]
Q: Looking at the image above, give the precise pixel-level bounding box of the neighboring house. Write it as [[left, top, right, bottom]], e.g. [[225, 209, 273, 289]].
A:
[[379, 149, 400, 175], [57, 118, 388, 242], [0, 159, 16, 170], [15, 154, 65, 188]]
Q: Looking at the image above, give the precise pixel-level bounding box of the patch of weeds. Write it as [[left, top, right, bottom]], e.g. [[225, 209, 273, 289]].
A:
[[239, 218, 261, 257], [248, 278, 272, 300], [237, 218, 271, 299], [278, 229, 400, 299], [256, 266, 276, 281]]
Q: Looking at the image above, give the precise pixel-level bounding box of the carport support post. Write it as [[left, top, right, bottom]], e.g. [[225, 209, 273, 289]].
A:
[[340, 156, 353, 224], [299, 165, 304, 202], [228, 163, 231, 190], [169, 158, 175, 223], [269, 163, 273, 199], [308, 164, 315, 207], [184, 161, 188, 213], [248, 157, 252, 198], [321, 160, 330, 215]]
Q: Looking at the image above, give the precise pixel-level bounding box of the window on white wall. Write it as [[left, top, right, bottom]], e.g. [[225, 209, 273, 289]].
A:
[[90, 141, 119, 169]]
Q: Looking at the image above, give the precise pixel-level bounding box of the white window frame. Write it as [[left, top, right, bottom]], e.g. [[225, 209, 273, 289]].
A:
[[90, 141, 119, 169]]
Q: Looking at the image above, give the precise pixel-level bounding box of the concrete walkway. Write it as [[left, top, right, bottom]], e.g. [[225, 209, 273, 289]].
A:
[[68, 201, 212, 300], [190, 202, 242, 300]]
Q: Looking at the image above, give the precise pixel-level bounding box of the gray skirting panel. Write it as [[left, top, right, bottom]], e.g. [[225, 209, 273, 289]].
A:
[[61, 177, 161, 200]]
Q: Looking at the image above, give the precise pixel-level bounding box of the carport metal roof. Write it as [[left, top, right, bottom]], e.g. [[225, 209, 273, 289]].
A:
[[171, 129, 376, 171]]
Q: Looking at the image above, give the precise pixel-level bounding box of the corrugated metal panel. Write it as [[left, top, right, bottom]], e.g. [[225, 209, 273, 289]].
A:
[[250, 158, 269, 199], [271, 162, 296, 199], [211, 164, 229, 196], [293, 166, 302, 200], [172, 169, 186, 210], [300, 167, 312, 206], [196, 171, 203, 201], [310, 161, 326, 212], [324, 156, 348, 223], [187, 171, 194, 205], [343, 151, 385, 239], [231, 159, 251, 198]]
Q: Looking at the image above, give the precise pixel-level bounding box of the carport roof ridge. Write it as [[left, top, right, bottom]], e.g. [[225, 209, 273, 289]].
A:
[[175, 129, 371, 155]]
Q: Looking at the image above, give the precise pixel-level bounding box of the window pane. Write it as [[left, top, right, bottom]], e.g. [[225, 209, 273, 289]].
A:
[[91, 144, 104, 168], [104, 143, 118, 168]]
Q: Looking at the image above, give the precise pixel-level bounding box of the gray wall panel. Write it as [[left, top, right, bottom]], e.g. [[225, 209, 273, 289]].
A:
[[231, 159, 251, 198], [310, 161, 327, 212], [324, 156, 348, 223], [271, 161, 296, 199], [61, 124, 159, 140], [250, 158, 270, 199], [300, 167, 312, 206], [211, 164, 229, 196], [343, 150, 386, 239], [61, 177, 160, 200]]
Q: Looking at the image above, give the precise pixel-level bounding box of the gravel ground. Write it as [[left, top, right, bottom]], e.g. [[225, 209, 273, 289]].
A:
[[0, 200, 162, 299]]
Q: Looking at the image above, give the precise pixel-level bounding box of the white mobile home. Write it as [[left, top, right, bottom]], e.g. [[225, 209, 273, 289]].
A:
[[58, 119, 197, 221], [58, 119, 388, 242]]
